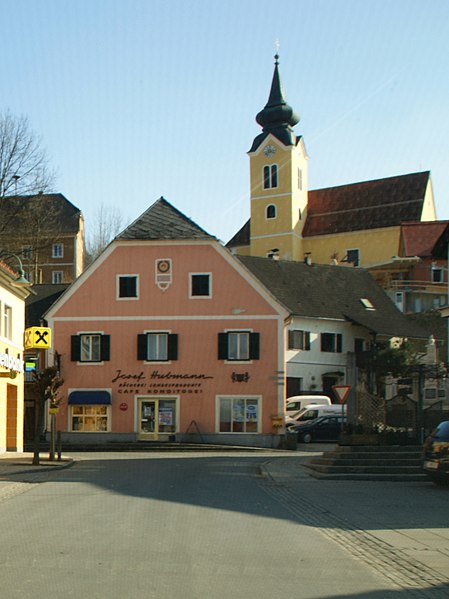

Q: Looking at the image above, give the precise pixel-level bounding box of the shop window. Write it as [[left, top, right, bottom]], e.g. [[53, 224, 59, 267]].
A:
[[71, 405, 109, 432], [218, 331, 260, 361], [190, 273, 211, 298], [71, 333, 110, 362], [117, 275, 138, 299], [288, 329, 310, 350], [321, 332, 343, 353], [138, 332, 178, 361], [218, 397, 260, 433]]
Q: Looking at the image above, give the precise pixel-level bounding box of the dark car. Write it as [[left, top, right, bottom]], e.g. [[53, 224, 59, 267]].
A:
[[423, 421, 449, 486], [290, 415, 345, 443]]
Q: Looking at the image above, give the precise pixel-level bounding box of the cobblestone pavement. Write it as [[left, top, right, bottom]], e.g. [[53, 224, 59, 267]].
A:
[[0, 453, 73, 504], [260, 450, 449, 599]]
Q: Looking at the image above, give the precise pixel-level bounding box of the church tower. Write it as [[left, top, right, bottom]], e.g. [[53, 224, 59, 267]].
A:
[[248, 55, 308, 261]]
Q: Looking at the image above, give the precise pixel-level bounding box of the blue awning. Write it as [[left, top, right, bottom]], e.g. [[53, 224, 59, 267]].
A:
[[68, 391, 111, 405]]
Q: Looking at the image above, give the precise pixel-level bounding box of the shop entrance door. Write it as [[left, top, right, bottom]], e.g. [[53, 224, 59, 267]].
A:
[[138, 398, 177, 440], [139, 400, 157, 440]]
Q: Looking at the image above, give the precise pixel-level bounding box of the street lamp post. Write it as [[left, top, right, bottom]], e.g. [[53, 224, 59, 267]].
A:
[[0, 251, 30, 287]]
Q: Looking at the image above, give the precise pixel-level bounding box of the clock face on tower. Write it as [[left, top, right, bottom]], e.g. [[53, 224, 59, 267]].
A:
[[263, 144, 276, 158]]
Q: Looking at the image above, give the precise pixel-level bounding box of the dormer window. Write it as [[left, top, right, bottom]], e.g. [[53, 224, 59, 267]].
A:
[[266, 204, 276, 219]]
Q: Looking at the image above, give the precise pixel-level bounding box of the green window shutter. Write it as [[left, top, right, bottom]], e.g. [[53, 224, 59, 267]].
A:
[[100, 335, 110, 361], [218, 333, 229, 359], [249, 333, 260, 360], [71, 335, 81, 361], [305, 331, 311, 351], [137, 334, 147, 360], [167, 334, 178, 360], [337, 334, 342, 353]]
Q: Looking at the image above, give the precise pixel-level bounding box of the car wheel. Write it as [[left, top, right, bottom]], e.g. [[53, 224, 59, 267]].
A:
[[302, 433, 312, 444]]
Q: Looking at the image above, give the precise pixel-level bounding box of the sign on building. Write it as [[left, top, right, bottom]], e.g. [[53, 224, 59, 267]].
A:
[[24, 327, 52, 349]]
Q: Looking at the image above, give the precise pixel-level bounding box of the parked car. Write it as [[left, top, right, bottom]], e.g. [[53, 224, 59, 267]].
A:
[[422, 421, 449, 486], [290, 415, 345, 443], [286, 404, 345, 427], [286, 395, 331, 413]]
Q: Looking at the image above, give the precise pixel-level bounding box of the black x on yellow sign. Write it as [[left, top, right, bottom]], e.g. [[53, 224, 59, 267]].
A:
[[24, 327, 52, 349]]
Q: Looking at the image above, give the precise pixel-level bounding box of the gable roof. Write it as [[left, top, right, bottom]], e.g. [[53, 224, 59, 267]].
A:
[[25, 284, 69, 326], [400, 221, 449, 258], [303, 171, 430, 237], [237, 255, 428, 339], [117, 197, 215, 241], [226, 172, 431, 248], [0, 193, 83, 234]]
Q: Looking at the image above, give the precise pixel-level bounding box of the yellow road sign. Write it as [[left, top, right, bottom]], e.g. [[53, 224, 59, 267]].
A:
[[24, 327, 52, 349]]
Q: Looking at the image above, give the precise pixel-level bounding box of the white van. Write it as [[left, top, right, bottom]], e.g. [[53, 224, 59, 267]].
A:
[[286, 395, 331, 413], [286, 404, 345, 427]]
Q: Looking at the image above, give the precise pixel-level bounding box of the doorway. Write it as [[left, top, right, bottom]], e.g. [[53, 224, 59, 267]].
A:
[[138, 397, 177, 440], [6, 384, 18, 451]]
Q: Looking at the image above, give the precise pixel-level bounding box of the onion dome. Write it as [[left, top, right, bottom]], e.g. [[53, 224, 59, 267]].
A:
[[250, 54, 299, 151]]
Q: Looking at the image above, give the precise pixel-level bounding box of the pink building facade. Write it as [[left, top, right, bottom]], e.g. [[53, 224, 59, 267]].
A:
[[45, 199, 287, 447]]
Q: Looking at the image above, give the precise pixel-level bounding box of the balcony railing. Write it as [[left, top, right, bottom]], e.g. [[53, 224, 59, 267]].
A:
[[384, 280, 447, 293]]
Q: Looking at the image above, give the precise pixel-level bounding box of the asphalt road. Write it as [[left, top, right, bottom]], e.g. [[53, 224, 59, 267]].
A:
[[0, 451, 448, 599]]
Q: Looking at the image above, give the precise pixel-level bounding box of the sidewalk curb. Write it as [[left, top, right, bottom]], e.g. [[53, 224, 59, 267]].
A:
[[0, 458, 75, 478]]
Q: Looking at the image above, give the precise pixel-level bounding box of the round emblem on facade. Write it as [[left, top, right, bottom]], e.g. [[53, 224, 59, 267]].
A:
[[157, 260, 170, 273]]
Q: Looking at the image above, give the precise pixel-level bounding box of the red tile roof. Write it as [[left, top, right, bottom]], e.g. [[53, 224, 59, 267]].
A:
[[400, 221, 449, 257], [303, 171, 430, 237]]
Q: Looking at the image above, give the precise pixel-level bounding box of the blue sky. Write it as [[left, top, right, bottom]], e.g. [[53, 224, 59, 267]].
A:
[[2, 0, 449, 243]]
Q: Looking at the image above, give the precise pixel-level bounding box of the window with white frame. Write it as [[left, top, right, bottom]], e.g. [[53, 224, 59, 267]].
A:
[[52, 243, 64, 258], [190, 273, 211, 298], [219, 397, 260, 433], [288, 329, 311, 350], [432, 267, 443, 284], [52, 271, 63, 284], [71, 405, 109, 432], [266, 204, 276, 219], [118, 275, 138, 298], [321, 332, 343, 353], [71, 333, 110, 363], [218, 331, 260, 361], [137, 332, 178, 361], [3, 304, 12, 339], [263, 164, 278, 189]]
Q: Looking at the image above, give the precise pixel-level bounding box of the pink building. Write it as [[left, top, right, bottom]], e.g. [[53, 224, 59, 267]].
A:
[[45, 199, 287, 447]]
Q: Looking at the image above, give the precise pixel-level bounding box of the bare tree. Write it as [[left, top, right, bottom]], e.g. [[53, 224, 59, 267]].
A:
[[85, 203, 125, 265], [0, 111, 67, 281], [0, 110, 55, 199]]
